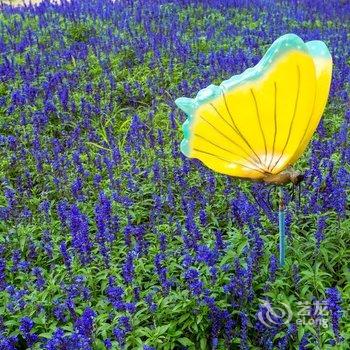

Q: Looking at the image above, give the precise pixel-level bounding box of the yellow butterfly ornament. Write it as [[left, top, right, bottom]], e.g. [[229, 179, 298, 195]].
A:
[[175, 34, 332, 185]]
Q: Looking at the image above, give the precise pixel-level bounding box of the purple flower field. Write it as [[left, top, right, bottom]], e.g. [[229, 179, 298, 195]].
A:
[[0, 0, 349, 349]]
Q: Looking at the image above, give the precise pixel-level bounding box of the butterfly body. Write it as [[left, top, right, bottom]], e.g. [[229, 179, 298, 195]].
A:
[[261, 168, 304, 185], [233, 167, 304, 185]]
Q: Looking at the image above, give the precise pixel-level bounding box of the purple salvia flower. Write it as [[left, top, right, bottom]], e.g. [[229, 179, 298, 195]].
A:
[[212, 337, 218, 350], [94, 191, 113, 267], [71, 177, 84, 201], [214, 230, 225, 251], [60, 241, 72, 270], [122, 251, 134, 285], [53, 302, 68, 323], [69, 205, 92, 265], [315, 216, 326, 249], [299, 333, 309, 350], [6, 286, 29, 313], [144, 293, 157, 313], [0, 259, 6, 291], [154, 253, 170, 294], [240, 312, 248, 350], [159, 234, 167, 252], [38, 200, 50, 218], [333, 167, 349, 218], [268, 254, 278, 283], [277, 324, 297, 350], [196, 245, 218, 267], [19, 317, 38, 347], [45, 328, 66, 350], [0, 335, 17, 350], [106, 277, 126, 311], [57, 200, 70, 228], [113, 327, 126, 348], [184, 268, 203, 296], [74, 307, 96, 338], [28, 240, 37, 261], [11, 250, 21, 272], [32, 267, 45, 291], [104, 338, 112, 349], [118, 316, 132, 333], [112, 146, 121, 165], [199, 208, 207, 226], [93, 174, 102, 187], [210, 267, 217, 284], [326, 287, 343, 342], [168, 111, 177, 130]]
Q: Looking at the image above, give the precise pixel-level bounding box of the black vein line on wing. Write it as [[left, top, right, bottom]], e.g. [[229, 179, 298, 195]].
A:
[[250, 88, 268, 164], [221, 91, 264, 166], [294, 91, 317, 156], [267, 82, 278, 170], [193, 148, 266, 175], [194, 133, 261, 169], [271, 65, 301, 172], [197, 114, 262, 168]]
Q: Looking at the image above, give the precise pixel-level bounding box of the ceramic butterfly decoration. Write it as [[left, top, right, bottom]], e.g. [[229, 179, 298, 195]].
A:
[[175, 34, 332, 185]]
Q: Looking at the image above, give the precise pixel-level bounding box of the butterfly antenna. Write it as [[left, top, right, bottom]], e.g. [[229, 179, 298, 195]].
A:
[[251, 191, 268, 212]]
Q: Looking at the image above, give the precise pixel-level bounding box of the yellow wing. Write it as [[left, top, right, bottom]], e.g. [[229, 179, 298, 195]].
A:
[[288, 40, 332, 165], [176, 34, 332, 180]]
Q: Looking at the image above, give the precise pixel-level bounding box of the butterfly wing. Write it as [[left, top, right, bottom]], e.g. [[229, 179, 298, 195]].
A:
[[176, 34, 332, 180], [288, 40, 332, 165]]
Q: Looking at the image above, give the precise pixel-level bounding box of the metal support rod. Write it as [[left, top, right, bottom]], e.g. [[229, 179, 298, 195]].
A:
[[279, 187, 286, 267]]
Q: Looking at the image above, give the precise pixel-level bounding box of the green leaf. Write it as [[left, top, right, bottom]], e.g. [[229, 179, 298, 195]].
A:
[[156, 324, 171, 336], [39, 333, 52, 339], [200, 338, 207, 350], [178, 337, 194, 347]]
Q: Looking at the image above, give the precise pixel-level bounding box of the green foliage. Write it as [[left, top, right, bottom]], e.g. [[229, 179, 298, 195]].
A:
[[67, 21, 97, 43], [0, 1, 349, 349]]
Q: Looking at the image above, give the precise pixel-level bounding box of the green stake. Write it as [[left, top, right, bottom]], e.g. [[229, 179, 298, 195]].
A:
[[279, 187, 286, 267]]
